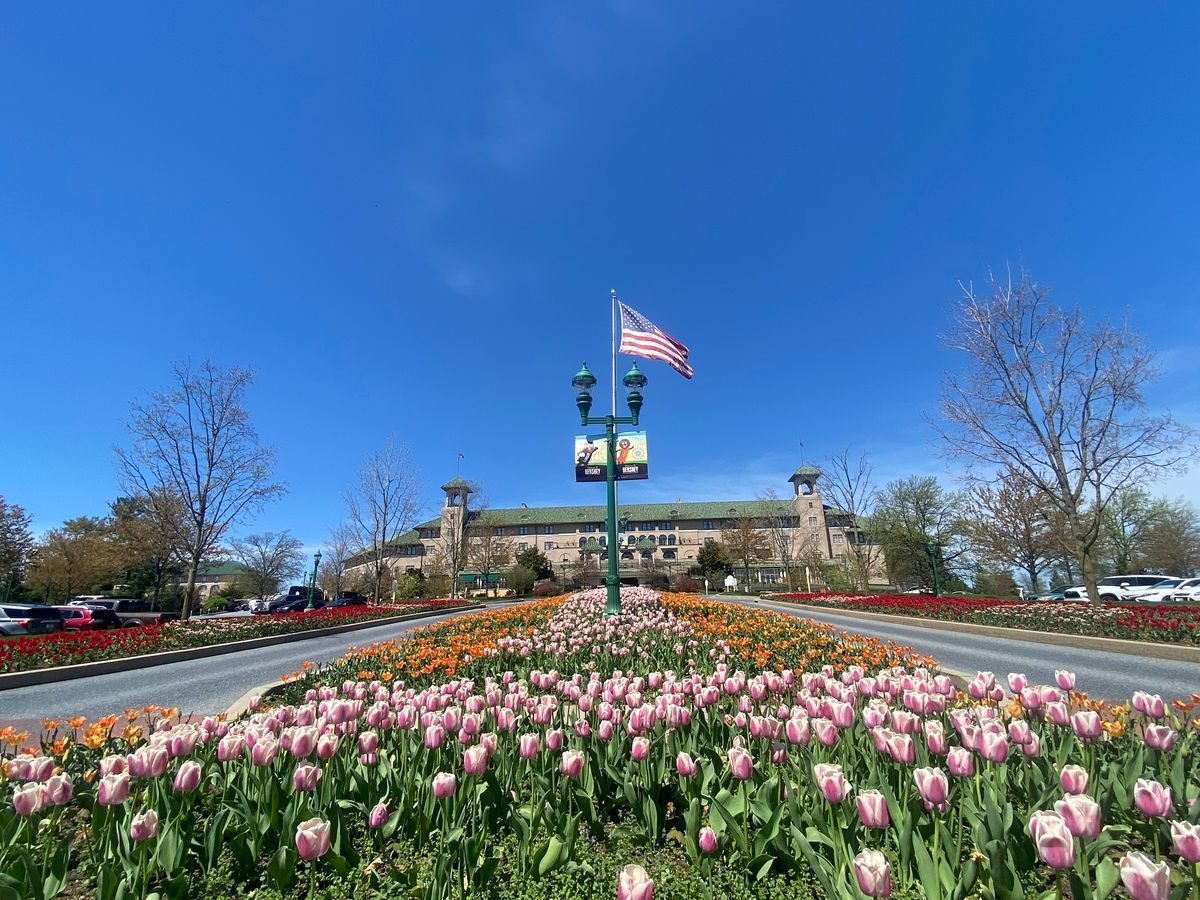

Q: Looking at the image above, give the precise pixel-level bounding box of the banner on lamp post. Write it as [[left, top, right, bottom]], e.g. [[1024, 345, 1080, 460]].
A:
[[574, 431, 648, 482]]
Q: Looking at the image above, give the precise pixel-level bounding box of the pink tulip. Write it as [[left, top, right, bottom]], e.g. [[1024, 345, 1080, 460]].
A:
[[856, 790, 890, 829], [886, 733, 915, 765], [979, 732, 1009, 764], [631, 737, 650, 762], [12, 784, 42, 817], [914, 767, 949, 812], [728, 746, 753, 781], [1028, 809, 1063, 841], [292, 764, 322, 792], [39, 774, 73, 807], [251, 738, 279, 768], [676, 752, 697, 778], [698, 826, 718, 854], [1059, 764, 1088, 795], [1034, 813, 1075, 869], [295, 817, 331, 861], [561, 749, 586, 778], [432, 772, 457, 800], [1054, 794, 1101, 839], [368, 802, 389, 829], [946, 747, 974, 778], [519, 734, 540, 759], [617, 864, 654, 900], [130, 809, 159, 842], [1045, 702, 1069, 726], [1170, 820, 1200, 863], [1133, 779, 1172, 818], [546, 729, 563, 751], [1120, 851, 1171, 900], [463, 745, 488, 777], [924, 721, 948, 755], [99, 755, 128, 778], [357, 731, 379, 755], [1008, 721, 1032, 746], [853, 849, 891, 898], [1142, 724, 1176, 752], [423, 725, 445, 750], [1132, 692, 1165, 719], [785, 717, 811, 745], [1055, 670, 1076, 691], [1071, 711, 1101, 743], [813, 718, 839, 747], [97, 772, 130, 807], [1007, 673, 1027, 693], [217, 735, 246, 762], [813, 763, 852, 804], [173, 760, 202, 793]]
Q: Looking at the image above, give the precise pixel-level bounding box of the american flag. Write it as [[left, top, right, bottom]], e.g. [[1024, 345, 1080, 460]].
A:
[[618, 301, 693, 379]]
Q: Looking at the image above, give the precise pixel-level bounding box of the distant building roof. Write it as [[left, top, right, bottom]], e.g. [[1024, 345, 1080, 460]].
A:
[[441, 478, 473, 492], [789, 466, 821, 479], [409, 499, 797, 532]]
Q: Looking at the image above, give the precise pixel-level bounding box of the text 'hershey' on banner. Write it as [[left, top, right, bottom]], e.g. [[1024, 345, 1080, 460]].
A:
[[574, 431, 648, 483]]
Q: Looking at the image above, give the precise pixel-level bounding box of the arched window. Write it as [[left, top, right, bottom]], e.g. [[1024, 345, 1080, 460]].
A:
[[667, 534, 676, 545], [578, 537, 585, 547], [658, 535, 667, 545]]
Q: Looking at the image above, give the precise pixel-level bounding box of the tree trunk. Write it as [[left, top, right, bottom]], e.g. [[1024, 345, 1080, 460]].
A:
[[183, 558, 199, 622], [1077, 540, 1101, 605]]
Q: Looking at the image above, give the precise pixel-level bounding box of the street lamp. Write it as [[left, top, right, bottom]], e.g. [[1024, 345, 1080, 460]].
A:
[[572, 360, 646, 616], [925, 540, 941, 598], [306, 550, 322, 610]]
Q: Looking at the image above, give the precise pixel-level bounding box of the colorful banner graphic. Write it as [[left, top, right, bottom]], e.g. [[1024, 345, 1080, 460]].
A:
[[574, 431, 649, 482]]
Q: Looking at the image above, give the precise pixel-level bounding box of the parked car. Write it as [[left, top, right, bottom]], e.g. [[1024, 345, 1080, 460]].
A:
[[1091, 574, 1178, 601], [1171, 578, 1200, 602], [248, 594, 284, 615], [54, 605, 123, 630], [269, 595, 326, 614], [78, 598, 178, 627], [1127, 578, 1187, 603], [326, 595, 369, 609], [0, 604, 65, 636], [1030, 584, 1084, 602]]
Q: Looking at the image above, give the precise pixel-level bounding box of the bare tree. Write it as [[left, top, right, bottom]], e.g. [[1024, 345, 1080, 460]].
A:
[[467, 512, 514, 598], [756, 490, 803, 590], [962, 468, 1056, 592], [1141, 499, 1200, 576], [939, 270, 1196, 602], [720, 517, 771, 590], [1097, 486, 1167, 575], [116, 361, 285, 620], [821, 450, 887, 590], [318, 522, 356, 598], [230, 531, 305, 600], [873, 476, 968, 591], [345, 438, 423, 603]]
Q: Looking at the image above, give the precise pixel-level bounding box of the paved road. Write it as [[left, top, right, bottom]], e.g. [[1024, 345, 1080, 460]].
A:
[[722, 596, 1200, 701], [0, 608, 485, 724]]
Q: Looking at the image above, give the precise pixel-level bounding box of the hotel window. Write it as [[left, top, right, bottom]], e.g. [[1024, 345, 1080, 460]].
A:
[[832, 534, 844, 544], [578, 538, 586, 547], [599, 537, 607, 547], [544, 541, 554, 551], [658, 535, 667, 545], [808, 516, 818, 527], [703, 521, 713, 530], [495, 527, 505, 536], [663, 549, 676, 560], [667, 535, 676, 545], [518, 526, 529, 535], [543, 525, 554, 534], [660, 522, 673, 530], [518, 542, 528, 551]]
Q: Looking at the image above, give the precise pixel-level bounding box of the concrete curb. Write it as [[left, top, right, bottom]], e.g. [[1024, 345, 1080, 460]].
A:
[[757, 599, 1200, 663], [0, 605, 484, 692]]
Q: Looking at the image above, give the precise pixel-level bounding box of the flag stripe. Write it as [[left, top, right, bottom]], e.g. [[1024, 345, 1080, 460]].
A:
[[617, 301, 693, 379]]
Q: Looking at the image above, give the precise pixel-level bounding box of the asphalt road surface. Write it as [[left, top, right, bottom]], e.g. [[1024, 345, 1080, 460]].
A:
[[0, 608, 486, 725], [725, 596, 1200, 701]]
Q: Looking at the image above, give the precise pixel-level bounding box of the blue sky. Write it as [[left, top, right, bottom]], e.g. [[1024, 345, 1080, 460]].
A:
[[3, 3, 1199, 549]]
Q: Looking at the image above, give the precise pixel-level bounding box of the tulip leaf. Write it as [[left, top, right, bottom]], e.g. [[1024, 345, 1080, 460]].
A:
[[911, 831, 942, 900], [749, 853, 775, 881], [1094, 857, 1119, 899], [268, 845, 297, 891], [537, 836, 565, 877]]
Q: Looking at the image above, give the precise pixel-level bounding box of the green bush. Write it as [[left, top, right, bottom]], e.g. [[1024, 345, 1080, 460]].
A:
[[201, 596, 230, 614]]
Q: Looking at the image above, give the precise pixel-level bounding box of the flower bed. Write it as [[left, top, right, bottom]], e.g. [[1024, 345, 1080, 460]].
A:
[[767, 593, 1200, 645], [1, 589, 1197, 899], [0, 602, 469, 674]]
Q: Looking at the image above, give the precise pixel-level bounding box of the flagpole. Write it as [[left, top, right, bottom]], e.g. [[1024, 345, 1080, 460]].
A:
[[610, 289, 618, 419], [610, 289, 620, 608]]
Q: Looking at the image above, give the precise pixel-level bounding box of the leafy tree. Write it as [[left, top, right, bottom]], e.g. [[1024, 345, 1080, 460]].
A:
[[508, 565, 538, 596], [695, 541, 732, 587], [940, 269, 1196, 603], [873, 476, 968, 592], [720, 518, 771, 589], [0, 496, 35, 597], [29, 516, 120, 602], [110, 493, 185, 602], [395, 571, 426, 600], [515, 546, 553, 580], [962, 470, 1056, 592], [116, 361, 285, 621], [1097, 487, 1168, 575], [1140, 500, 1200, 576], [230, 531, 305, 599]]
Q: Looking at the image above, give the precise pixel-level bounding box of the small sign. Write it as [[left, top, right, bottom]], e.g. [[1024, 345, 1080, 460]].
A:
[[574, 432, 649, 482]]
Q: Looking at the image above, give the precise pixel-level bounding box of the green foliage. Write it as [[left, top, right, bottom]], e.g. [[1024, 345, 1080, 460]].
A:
[[695, 541, 731, 583], [508, 564, 538, 596], [201, 595, 231, 613], [396, 571, 426, 600], [516, 547, 553, 580]]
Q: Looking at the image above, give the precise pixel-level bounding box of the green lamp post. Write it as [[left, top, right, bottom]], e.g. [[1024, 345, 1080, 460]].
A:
[[926, 540, 941, 598], [306, 550, 322, 610], [572, 361, 646, 616]]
